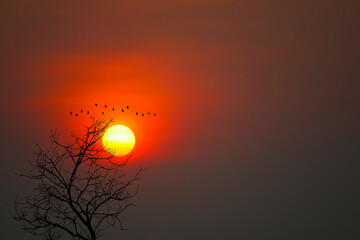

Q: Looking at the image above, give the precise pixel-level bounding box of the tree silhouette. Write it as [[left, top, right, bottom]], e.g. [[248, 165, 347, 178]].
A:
[[14, 118, 142, 240]]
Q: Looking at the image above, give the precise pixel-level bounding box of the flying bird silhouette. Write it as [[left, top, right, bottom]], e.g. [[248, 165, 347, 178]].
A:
[[136, 112, 138, 115], [81, 109, 83, 113], [70, 111, 72, 115], [95, 103, 97, 107], [105, 105, 107, 108], [148, 112, 150, 115], [122, 109, 124, 112], [102, 112, 104, 115], [154, 113, 156, 116], [112, 107, 114, 111], [75, 113, 78, 116], [127, 106, 129, 109], [142, 113, 144, 116], [87, 111, 89, 114]]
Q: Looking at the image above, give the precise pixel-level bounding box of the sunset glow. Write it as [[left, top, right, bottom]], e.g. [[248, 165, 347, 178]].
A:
[[102, 125, 135, 157], [4, 1, 358, 239]]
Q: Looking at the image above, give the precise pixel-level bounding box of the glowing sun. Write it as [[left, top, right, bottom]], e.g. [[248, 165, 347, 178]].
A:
[[102, 125, 135, 157]]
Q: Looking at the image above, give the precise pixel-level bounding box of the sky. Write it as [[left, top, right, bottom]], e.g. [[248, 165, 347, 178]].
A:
[[0, 0, 359, 239]]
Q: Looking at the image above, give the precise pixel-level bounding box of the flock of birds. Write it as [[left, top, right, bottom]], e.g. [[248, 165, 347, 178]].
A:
[[69, 103, 157, 117]]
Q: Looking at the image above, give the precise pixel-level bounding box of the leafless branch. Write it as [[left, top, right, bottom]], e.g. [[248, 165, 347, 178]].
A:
[[14, 118, 142, 240]]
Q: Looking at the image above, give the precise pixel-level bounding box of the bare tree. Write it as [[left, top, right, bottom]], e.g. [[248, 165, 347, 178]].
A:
[[14, 118, 142, 240]]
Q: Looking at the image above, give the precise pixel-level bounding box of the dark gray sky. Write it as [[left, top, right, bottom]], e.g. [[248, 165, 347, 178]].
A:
[[0, 0, 359, 239]]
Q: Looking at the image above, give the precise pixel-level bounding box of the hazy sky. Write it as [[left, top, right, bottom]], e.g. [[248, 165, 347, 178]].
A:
[[1, 1, 359, 239]]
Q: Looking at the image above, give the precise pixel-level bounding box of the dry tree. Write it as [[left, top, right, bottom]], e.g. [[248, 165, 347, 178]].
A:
[[14, 118, 142, 240]]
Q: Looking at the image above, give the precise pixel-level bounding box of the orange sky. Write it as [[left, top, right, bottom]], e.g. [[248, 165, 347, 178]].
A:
[[29, 51, 177, 161]]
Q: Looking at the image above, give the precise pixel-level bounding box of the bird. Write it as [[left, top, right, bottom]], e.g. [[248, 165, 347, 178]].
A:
[[136, 112, 138, 115], [102, 112, 104, 115], [148, 112, 150, 115], [154, 113, 156, 116], [70, 111, 72, 115], [87, 111, 89, 114], [122, 109, 124, 112], [142, 113, 144, 116], [105, 105, 107, 108], [95, 103, 97, 107], [81, 109, 83, 113], [126, 106, 129, 109], [75, 113, 78, 116], [112, 107, 115, 111]]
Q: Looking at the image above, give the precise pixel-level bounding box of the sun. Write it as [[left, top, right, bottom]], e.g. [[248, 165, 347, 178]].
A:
[[102, 125, 136, 157]]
